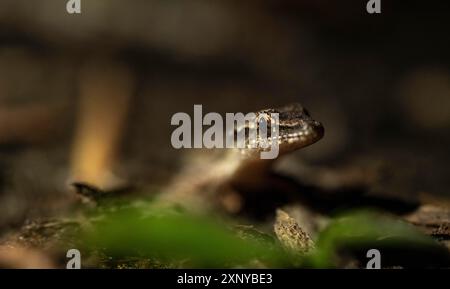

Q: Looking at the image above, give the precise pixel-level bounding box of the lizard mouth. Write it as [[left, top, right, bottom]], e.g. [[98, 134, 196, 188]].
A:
[[277, 119, 324, 152]]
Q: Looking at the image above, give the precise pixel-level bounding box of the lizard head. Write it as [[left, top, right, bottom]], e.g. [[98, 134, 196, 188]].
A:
[[242, 103, 324, 157]]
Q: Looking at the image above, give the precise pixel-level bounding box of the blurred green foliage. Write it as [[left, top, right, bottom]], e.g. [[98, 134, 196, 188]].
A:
[[307, 210, 448, 268], [80, 206, 448, 268], [81, 207, 289, 268]]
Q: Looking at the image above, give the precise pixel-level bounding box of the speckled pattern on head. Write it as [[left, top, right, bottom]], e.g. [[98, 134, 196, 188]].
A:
[[240, 103, 324, 156]]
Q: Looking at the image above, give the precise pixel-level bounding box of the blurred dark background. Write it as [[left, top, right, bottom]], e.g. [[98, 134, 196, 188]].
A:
[[0, 0, 449, 229]]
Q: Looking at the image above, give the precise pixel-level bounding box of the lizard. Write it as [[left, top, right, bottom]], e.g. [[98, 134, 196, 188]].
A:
[[72, 99, 418, 218], [155, 103, 324, 215]]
